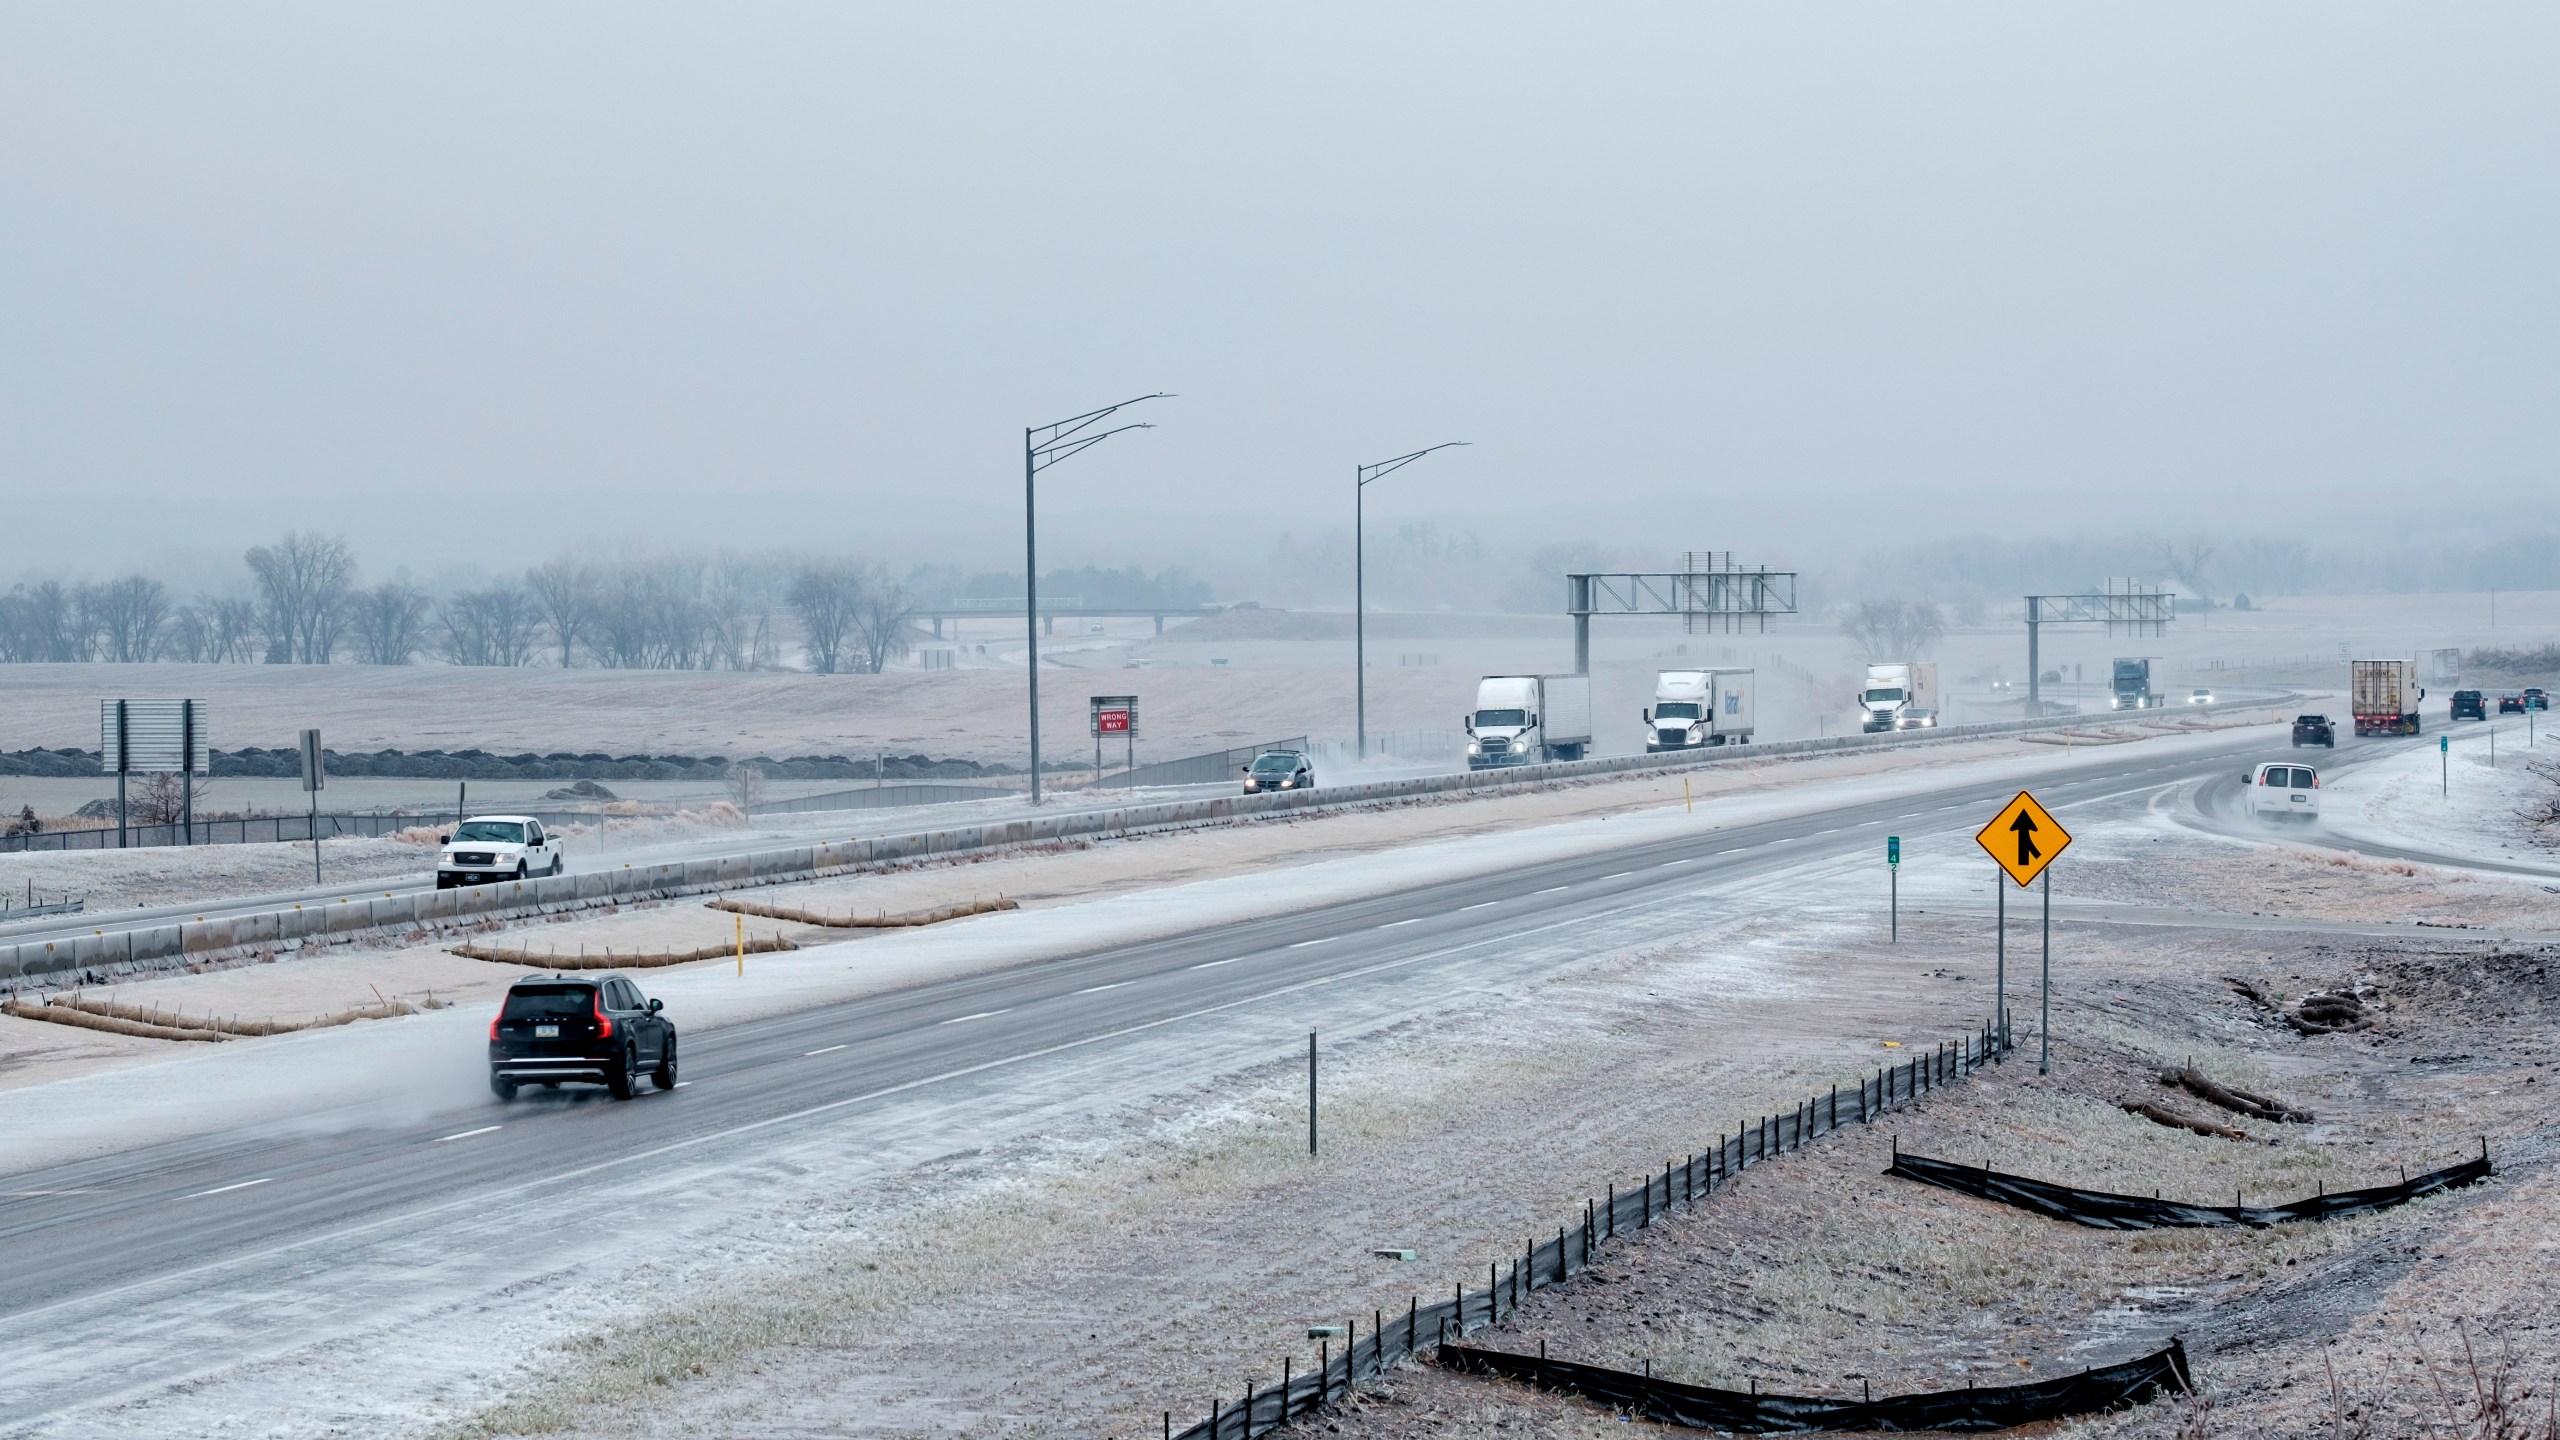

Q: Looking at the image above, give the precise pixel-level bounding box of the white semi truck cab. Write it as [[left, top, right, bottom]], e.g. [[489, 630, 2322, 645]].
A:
[[1858, 661, 1939, 733], [1467, 674, 1592, 769], [1645, 669, 1755, 751]]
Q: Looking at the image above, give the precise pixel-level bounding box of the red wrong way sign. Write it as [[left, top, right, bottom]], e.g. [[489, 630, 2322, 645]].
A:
[[1090, 695, 1138, 737]]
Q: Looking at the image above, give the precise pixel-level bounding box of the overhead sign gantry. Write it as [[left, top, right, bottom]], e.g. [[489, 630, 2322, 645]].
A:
[[1565, 552, 1798, 674], [2021, 579, 2173, 715]]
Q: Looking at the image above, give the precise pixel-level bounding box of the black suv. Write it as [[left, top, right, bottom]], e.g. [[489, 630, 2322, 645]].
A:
[[2291, 714, 2336, 748], [2451, 689, 2488, 721], [488, 973, 677, 1101]]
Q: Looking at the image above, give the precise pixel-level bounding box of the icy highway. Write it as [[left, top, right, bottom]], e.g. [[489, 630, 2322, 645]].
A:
[[0, 723, 2457, 1433]]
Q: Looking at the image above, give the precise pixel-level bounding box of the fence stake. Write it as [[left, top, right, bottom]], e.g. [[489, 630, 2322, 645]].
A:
[[1308, 1031, 1318, 1156], [1556, 1226, 1565, 1284], [1455, 1280, 1463, 1335], [1409, 1296, 1417, 1353], [1210, 1399, 1218, 1440], [1642, 1170, 1651, 1226], [1607, 1183, 1615, 1238], [1282, 1357, 1290, 1421]]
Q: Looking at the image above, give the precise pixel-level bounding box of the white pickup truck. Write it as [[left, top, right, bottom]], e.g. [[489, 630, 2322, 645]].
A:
[[438, 815, 565, 889]]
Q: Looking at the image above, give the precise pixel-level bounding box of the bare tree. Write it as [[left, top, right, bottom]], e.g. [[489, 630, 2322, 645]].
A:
[[349, 581, 434, 664], [210, 597, 262, 663], [1840, 598, 1947, 660], [524, 558, 594, 667], [2159, 537, 2218, 600], [441, 585, 540, 666], [787, 562, 865, 674], [91, 575, 172, 662], [2, 582, 89, 661], [244, 532, 357, 663], [161, 602, 214, 662], [851, 567, 921, 674]]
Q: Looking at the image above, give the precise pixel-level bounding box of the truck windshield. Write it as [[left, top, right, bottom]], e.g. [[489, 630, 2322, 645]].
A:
[[1475, 709, 1527, 727], [1653, 703, 1700, 720], [1861, 688, 1904, 704], [454, 821, 526, 843]]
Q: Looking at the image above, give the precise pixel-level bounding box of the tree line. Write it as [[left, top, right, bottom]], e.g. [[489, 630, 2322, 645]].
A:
[[0, 534, 925, 673]]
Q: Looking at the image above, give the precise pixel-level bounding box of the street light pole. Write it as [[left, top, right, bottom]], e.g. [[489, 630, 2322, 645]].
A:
[[1024, 394, 1171, 805], [1355, 443, 1466, 758]]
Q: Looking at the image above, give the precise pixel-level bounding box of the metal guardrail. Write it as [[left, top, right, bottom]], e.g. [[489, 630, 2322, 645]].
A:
[[748, 783, 1015, 817], [0, 697, 2293, 983]]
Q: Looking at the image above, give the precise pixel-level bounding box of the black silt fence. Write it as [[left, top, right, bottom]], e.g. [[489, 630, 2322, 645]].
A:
[[1439, 1336, 2192, 1433], [1168, 1024, 2010, 1440], [1888, 1145, 2493, 1230]]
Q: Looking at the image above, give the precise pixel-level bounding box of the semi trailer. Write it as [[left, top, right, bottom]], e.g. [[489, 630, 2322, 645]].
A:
[[1467, 674, 1592, 768], [1645, 669, 1755, 750]]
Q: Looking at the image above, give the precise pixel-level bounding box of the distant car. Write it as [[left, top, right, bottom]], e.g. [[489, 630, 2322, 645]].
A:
[[2499, 693, 2527, 714], [1892, 708, 1939, 730], [1241, 750, 1315, 794], [2248, 762, 2320, 822], [488, 972, 676, 1100], [439, 815, 564, 888], [2290, 714, 2335, 748], [2187, 688, 2214, 705], [2527, 688, 2550, 712], [2451, 690, 2488, 721]]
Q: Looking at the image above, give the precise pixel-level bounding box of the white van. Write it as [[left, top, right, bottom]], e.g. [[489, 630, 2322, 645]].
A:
[[2248, 762, 2320, 822]]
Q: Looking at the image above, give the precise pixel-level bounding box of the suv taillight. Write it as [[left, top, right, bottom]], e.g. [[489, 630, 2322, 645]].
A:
[[594, 990, 613, 1040], [490, 1014, 500, 1041]]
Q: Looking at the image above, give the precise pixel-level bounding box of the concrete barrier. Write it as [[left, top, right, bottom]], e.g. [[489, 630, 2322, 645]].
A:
[[0, 699, 2287, 985]]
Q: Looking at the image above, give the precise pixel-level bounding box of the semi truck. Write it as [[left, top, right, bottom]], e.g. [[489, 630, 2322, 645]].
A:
[[1644, 668, 1755, 751], [2110, 657, 2161, 710], [1858, 662, 1938, 733], [1466, 674, 1591, 768], [2352, 658, 2425, 736]]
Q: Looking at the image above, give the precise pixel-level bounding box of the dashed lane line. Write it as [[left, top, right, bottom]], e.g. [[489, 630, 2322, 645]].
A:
[[433, 1126, 502, 1143]]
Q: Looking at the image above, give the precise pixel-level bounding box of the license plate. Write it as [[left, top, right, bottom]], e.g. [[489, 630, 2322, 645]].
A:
[[535, 1024, 559, 1038]]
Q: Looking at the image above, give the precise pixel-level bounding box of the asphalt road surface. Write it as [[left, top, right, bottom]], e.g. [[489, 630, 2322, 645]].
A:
[[0, 720, 2466, 1433]]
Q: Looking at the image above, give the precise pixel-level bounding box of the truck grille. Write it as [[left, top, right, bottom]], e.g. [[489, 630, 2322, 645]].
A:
[[454, 852, 495, 867]]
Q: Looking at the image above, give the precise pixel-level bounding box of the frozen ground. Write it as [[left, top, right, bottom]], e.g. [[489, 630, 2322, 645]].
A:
[[7, 708, 2552, 1439], [2317, 715, 2560, 865]]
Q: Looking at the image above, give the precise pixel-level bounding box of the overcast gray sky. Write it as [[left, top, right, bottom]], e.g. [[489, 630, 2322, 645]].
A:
[[5, 4, 2555, 576]]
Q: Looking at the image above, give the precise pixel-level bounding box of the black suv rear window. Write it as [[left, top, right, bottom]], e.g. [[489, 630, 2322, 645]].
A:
[[503, 984, 595, 1020]]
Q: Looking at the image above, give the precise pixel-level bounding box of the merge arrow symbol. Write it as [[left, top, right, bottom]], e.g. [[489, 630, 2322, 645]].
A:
[[2009, 811, 2042, 868]]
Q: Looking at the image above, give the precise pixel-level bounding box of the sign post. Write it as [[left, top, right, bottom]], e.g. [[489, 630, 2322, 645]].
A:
[[2441, 733, 2450, 795], [300, 728, 326, 884], [1090, 695, 1138, 785], [1886, 835, 1900, 943], [100, 699, 208, 848], [1975, 790, 2072, 1074]]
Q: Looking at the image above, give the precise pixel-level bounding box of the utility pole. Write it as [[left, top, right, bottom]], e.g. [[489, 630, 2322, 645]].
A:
[[1356, 444, 1466, 758], [1023, 394, 1171, 804]]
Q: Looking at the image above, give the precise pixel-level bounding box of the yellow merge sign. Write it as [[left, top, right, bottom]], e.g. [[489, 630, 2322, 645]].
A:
[[1976, 790, 2071, 887]]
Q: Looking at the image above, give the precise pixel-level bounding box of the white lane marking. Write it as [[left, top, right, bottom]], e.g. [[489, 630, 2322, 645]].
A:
[[1191, 957, 1239, 969], [1460, 901, 1498, 911], [2, 1189, 98, 1197], [1074, 981, 1129, 994], [187, 1178, 271, 1199], [434, 1126, 502, 1143], [1600, 872, 1633, 880], [804, 1045, 846, 1056], [1288, 937, 1333, 949], [1659, 858, 1698, 866], [1381, 918, 1424, 928], [938, 1010, 1009, 1026], [1813, 828, 1840, 836], [1534, 886, 1569, 895], [17, 884, 1677, 1330]]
